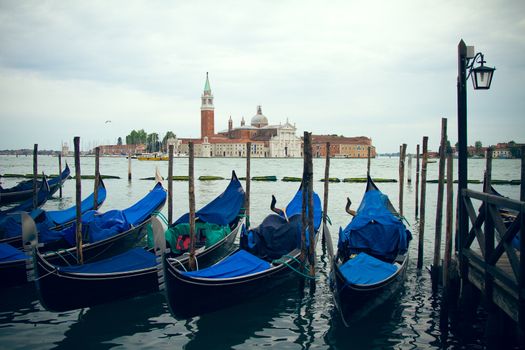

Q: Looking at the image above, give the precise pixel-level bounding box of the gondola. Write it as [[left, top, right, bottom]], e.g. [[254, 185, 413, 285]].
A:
[[0, 178, 107, 248], [0, 164, 70, 206], [161, 184, 322, 319], [0, 181, 166, 288], [329, 176, 411, 325], [28, 171, 245, 311], [0, 176, 51, 216]]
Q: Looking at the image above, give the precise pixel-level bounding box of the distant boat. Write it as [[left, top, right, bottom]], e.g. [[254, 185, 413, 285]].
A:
[[137, 153, 169, 161]]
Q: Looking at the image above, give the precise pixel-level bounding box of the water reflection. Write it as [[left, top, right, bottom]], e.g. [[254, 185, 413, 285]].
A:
[[52, 293, 168, 350], [183, 278, 307, 349]]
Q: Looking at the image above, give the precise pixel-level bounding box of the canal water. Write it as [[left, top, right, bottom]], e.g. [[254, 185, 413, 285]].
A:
[[0, 155, 521, 349]]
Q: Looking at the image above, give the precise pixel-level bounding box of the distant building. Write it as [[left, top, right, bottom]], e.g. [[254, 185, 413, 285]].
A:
[[179, 74, 302, 157], [61, 142, 70, 157], [311, 135, 376, 158], [97, 144, 146, 155], [178, 73, 375, 158]]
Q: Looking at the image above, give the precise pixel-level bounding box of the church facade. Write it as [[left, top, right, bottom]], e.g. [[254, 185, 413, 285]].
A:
[[179, 74, 302, 158]]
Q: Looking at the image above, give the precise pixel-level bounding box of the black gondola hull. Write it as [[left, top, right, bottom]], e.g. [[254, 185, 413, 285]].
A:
[[33, 219, 243, 311], [34, 251, 159, 312], [0, 165, 70, 206], [0, 257, 29, 288], [1, 216, 151, 288], [163, 249, 304, 319], [331, 254, 408, 325]]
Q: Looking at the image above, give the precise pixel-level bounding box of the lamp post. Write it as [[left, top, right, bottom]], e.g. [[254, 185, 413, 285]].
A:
[[457, 39, 495, 277]]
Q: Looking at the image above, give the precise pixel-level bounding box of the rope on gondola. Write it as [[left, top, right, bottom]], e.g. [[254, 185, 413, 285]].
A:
[[52, 249, 77, 266], [272, 254, 317, 280], [398, 215, 410, 226], [322, 212, 332, 225], [152, 211, 169, 226]]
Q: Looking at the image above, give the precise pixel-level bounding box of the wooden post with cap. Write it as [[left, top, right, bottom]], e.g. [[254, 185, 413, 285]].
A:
[[32, 144, 38, 210], [432, 118, 447, 286], [417, 137, 428, 269], [246, 142, 251, 226], [322, 142, 330, 245], [58, 153, 63, 198], [73, 137, 84, 264], [399, 143, 407, 216], [93, 146, 100, 210], [188, 142, 196, 271], [168, 144, 174, 224]]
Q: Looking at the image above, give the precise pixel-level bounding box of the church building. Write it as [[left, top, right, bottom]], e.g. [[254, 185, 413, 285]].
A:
[[179, 73, 302, 158]]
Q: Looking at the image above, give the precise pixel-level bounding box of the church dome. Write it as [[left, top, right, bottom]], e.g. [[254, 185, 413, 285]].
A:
[[251, 105, 268, 128]]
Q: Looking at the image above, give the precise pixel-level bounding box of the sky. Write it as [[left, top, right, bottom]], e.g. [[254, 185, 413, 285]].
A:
[[0, 0, 523, 153]]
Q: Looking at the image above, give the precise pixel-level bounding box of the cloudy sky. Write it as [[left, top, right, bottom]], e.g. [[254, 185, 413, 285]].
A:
[[0, 0, 523, 153]]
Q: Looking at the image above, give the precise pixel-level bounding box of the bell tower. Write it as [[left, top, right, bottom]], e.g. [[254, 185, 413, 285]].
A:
[[201, 72, 215, 139]]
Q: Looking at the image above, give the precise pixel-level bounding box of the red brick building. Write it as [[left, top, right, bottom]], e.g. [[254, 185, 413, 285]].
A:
[[311, 135, 376, 158]]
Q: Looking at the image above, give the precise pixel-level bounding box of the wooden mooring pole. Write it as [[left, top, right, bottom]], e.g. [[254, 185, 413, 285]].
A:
[[58, 153, 63, 198], [93, 147, 100, 210], [322, 142, 330, 245], [417, 137, 428, 269], [367, 146, 371, 177], [304, 132, 315, 278], [168, 144, 174, 225], [432, 118, 447, 286], [520, 146, 525, 334], [246, 142, 251, 226], [32, 144, 38, 210], [301, 134, 308, 265], [484, 147, 495, 307], [407, 154, 412, 183], [188, 142, 196, 271], [399, 143, 407, 217], [521, 145, 525, 202], [415, 144, 420, 219], [442, 150, 454, 290], [73, 137, 83, 264], [128, 153, 132, 181]]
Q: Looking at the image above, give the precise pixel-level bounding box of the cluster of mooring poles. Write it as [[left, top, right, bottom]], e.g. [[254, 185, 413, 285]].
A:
[[30, 138, 104, 265], [404, 115, 525, 346]]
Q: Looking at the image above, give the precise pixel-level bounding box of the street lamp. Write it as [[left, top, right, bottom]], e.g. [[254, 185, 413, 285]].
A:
[[456, 39, 495, 278], [468, 52, 496, 90]]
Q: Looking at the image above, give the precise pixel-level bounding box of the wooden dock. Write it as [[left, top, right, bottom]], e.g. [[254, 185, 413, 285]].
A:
[[454, 145, 525, 339]]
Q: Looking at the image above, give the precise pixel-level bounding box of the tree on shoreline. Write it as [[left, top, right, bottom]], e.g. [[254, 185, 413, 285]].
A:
[[126, 129, 147, 145]]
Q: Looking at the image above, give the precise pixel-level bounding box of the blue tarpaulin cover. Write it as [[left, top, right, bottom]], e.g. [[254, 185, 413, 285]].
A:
[[40, 182, 166, 245], [282, 189, 322, 230], [58, 247, 156, 274], [182, 249, 271, 278], [47, 184, 107, 225], [0, 243, 26, 262], [340, 252, 398, 285], [243, 214, 302, 260], [123, 182, 166, 226], [338, 189, 411, 262], [172, 172, 245, 227], [0, 184, 107, 239], [241, 187, 322, 260]]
